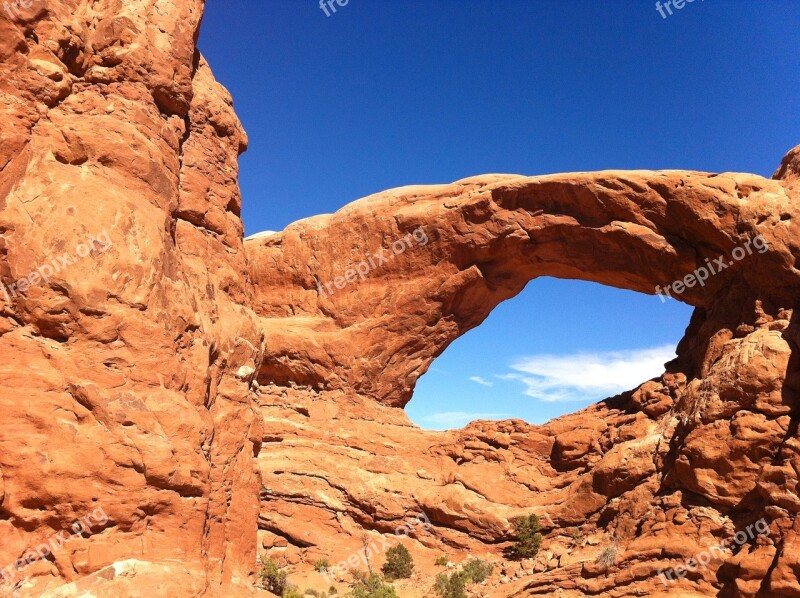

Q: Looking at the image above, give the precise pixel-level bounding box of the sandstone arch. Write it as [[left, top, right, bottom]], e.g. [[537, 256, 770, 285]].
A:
[[249, 150, 800, 596], [247, 166, 800, 408]]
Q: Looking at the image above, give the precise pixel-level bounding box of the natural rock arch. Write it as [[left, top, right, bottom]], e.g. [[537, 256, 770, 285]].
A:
[[249, 153, 800, 595], [2, 0, 800, 593], [247, 167, 799, 407]]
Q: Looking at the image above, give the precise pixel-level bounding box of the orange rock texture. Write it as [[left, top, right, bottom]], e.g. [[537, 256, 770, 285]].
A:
[[249, 158, 800, 597], [1, 1, 263, 596], [2, 2, 800, 597]]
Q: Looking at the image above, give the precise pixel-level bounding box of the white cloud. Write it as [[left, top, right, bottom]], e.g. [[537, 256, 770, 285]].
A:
[[468, 376, 494, 387], [502, 344, 675, 403], [423, 411, 511, 429]]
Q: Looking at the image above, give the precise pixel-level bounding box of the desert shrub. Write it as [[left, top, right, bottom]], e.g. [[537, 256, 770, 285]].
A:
[[258, 557, 288, 595], [595, 544, 618, 569], [283, 587, 303, 598], [461, 558, 493, 583], [434, 572, 450, 595], [305, 590, 324, 597], [347, 572, 398, 598], [329, 586, 338, 595], [433, 559, 492, 598], [381, 544, 414, 580], [508, 514, 542, 559], [350, 569, 368, 582], [434, 555, 449, 566], [315, 559, 331, 573], [433, 571, 467, 598]]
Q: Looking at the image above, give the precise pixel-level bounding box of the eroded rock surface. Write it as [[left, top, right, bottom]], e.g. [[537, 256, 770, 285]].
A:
[[1, 2, 262, 596], [2, 1, 800, 597], [247, 159, 800, 597]]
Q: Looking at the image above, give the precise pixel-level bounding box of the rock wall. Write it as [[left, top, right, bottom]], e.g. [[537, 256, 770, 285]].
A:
[[1, 1, 263, 596], [2, 1, 800, 596]]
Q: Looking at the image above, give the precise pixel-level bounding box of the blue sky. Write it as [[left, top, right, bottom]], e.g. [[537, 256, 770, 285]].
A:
[[199, 1, 800, 429]]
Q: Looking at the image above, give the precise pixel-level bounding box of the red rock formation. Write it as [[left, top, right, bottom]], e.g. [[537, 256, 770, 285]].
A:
[[249, 169, 799, 407], [1, 2, 262, 596], [247, 160, 800, 596], [2, 1, 800, 597]]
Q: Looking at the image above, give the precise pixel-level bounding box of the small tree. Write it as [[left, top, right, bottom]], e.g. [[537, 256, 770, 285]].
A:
[[360, 532, 373, 575], [434, 559, 492, 598], [258, 557, 288, 595], [461, 558, 493, 583], [381, 544, 414, 580], [434, 571, 467, 598], [348, 572, 398, 598], [434, 572, 449, 595], [508, 514, 542, 560]]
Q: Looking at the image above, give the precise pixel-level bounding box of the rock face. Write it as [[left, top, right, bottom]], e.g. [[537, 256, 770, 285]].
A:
[[1, 2, 262, 596], [248, 161, 800, 597], [2, 1, 800, 597]]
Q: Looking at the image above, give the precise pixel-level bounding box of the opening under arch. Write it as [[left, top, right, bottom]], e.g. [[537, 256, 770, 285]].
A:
[[406, 277, 694, 430]]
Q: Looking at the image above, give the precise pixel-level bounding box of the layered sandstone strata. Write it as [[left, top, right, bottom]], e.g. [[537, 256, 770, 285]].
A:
[[2, 1, 800, 597]]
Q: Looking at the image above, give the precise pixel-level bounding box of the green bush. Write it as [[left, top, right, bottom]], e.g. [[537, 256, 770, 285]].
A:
[[461, 558, 493, 583], [283, 588, 303, 598], [329, 586, 338, 595], [433, 571, 467, 598], [314, 559, 331, 573], [350, 570, 368, 582], [381, 544, 414, 580], [508, 514, 542, 560], [258, 557, 288, 595], [434, 572, 450, 595], [434, 555, 449, 567], [433, 559, 492, 598], [347, 572, 398, 598]]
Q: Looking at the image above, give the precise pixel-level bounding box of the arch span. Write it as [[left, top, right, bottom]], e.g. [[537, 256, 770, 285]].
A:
[[247, 165, 799, 407]]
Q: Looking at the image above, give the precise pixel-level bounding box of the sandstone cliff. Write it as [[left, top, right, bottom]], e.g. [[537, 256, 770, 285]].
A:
[[1, 2, 799, 597], [1, 1, 262, 595]]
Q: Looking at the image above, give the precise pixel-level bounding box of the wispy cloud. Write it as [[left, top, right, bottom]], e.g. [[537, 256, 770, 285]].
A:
[[468, 376, 494, 387], [501, 345, 675, 403], [423, 411, 511, 429]]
